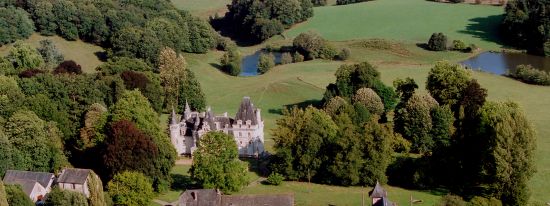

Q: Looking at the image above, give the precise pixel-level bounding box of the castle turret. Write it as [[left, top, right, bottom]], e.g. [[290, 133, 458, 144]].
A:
[[169, 108, 184, 155], [184, 100, 191, 120]]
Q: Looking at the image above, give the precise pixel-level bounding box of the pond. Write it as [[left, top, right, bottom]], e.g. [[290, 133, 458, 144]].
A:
[[461, 52, 550, 75], [240, 50, 282, 76]]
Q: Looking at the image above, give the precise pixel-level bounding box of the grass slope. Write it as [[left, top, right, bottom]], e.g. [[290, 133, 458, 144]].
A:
[[0, 33, 104, 73], [286, 0, 504, 50], [171, 0, 230, 17]]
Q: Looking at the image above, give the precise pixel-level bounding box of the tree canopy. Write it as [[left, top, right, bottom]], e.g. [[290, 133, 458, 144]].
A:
[[107, 171, 154, 206]]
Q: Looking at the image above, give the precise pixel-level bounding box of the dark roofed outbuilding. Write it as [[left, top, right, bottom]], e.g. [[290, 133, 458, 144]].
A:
[[2, 170, 55, 202], [57, 168, 90, 184]]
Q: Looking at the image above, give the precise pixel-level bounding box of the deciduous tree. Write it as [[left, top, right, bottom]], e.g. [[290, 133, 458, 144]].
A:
[[107, 172, 154, 206], [190, 132, 248, 193], [159, 47, 187, 109]]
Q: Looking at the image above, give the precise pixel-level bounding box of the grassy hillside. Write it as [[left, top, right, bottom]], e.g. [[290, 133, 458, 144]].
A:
[[286, 0, 504, 50], [171, 0, 229, 17], [0, 33, 104, 73]]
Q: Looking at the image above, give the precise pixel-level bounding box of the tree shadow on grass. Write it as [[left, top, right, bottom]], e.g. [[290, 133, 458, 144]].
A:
[[458, 15, 505, 47], [241, 157, 270, 177], [170, 174, 197, 191], [268, 99, 323, 115]]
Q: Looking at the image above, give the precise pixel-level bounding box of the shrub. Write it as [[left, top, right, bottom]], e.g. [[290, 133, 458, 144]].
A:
[[292, 52, 304, 62], [54, 60, 82, 75], [469, 196, 503, 206], [437, 194, 466, 206], [45, 187, 88, 206], [509, 64, 550, 85], [19, 69, 46, 78], [221, 49, 242, 76], [338, 48, 351, 60], [293, 31, 335, 59], [216, 36, 236, 51], [427, 33, 448, 51], [281, 52, 293, 64], [258, 53, 275, 74], [0, 7, 34, 46], [465, 44, 478, 53], [452, 40, 467, 51], [266, 173, 284, 185]]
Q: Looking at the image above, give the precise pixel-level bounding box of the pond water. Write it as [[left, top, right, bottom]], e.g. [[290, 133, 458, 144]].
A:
[[461, 52, 550, 75], [240, 50, 282, 76]]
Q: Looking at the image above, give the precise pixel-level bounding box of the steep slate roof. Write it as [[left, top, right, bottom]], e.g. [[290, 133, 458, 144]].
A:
[[220, 194, 294, 206], [3, 170, 54, 189], [57, 168, 90, 184], [235, 97, 258, 125], [179, 189, 221, 206], [369, 181, 387, 198]]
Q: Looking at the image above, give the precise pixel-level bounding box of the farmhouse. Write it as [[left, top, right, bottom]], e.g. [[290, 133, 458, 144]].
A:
[[56, 168, 92, 198], [2, 170, 55, 202], [178, 189, 294, 206], [169, 96, 265, 157]]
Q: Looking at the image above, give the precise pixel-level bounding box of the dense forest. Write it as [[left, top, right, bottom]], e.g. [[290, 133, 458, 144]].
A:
[[503, 0, 550, 56], [0, 0, 218, 64]]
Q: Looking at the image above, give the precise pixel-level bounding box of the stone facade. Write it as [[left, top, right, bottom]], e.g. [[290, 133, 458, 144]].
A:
[[169, 97, 265, 157]]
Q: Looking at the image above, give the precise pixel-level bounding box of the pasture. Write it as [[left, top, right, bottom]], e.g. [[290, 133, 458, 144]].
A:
[[0, 33, 104, 73], [286, 0, 504, 50]]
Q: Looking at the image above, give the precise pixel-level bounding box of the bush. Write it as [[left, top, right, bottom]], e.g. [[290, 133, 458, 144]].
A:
[[437, 194, 466, 206], [469, 196, 502, 206], [293, 31, 335, 59], [452, 40, 467, 51], [221, 49, 242, 76], [281, 52, 293, 64], [266, 173, 284, 185], [338, 48, 351, 60], [465, 44, 478, 53], [54, 60, 82, 75], [216, 36, 236, 51], [293, 52, 304, 62], [427, 33, 448, 51], [45, 187, 88, 206], [258, 53, 275, 74], [509, 64, 550, 85], [19, 69, 46, 78]]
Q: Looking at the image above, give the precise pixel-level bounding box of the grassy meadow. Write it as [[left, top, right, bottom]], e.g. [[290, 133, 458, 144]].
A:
[[286, 0, 504, 50], [170, 0, 230, 17], [0, 33, 104, 73]]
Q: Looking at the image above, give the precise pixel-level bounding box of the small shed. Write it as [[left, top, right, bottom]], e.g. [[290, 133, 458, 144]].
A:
[[56, 168, 91, 198]]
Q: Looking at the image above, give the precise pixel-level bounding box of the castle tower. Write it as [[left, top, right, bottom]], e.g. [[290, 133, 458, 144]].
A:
[[184, 100, 191, 120], [169, 108, 184, 155]]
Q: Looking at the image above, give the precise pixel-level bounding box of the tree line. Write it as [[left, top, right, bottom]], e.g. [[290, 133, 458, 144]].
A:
[[1, 0, 218, 64], [268, 61, 536, 206], [503, 0, 550, 56]]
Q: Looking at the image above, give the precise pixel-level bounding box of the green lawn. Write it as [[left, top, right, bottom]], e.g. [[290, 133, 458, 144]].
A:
[[286, 0, 505, 50], [0, 33, 104, 73], [170, 0, 230, 17]]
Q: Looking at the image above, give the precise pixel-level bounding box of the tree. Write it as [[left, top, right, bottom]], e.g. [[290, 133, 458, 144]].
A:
[[0, 75, 25, 117], [502, 0, 550, 56], [353, 88, 384, 115], [107, 172, 154, 205], [101, 120, 158, 181], [159, 47, 187, 109], [266, 173, 284, 185], [436, 194, 467, 206], [0, 7, 34, 46], [452, 40, 467, 51], [427, 33, 448, 51], [37, 39, 64, 69], [190, 132, 248, 194], [52, 0, 79, 40], [293, 31, 334, 59], [3, 110, 68, 173], [477, 102, 536, 206], [107, 171, 154, 206], [187, 17, 216, 53], [95, 57, 152, 75], [28, 0, 57, 36], [178, 69, 207, 111], [361, 117, 395, 185], [0, 180, 8, 206], [220, 48, 242, 76], [426, 61, 471, 108], [53, 60, 82, 75], [258, 53, 275, 74], [324, 96, 348, 117], [45, 187, 88, 206], [79, 103, 108, 150], [7, 41, 44, 72], [5, 185, 33, 206], [87, 171, 106, 206], [110, 90, 176, 191], [270, 107, 338, 181], [394, 93, 439, 153], [338, 48, 351, 60], [251, 18, 284, 41]]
